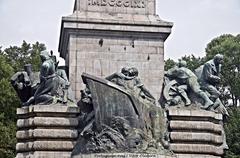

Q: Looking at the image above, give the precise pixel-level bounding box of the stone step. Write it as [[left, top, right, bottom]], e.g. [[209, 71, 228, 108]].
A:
[[16, 129, 78, 140], [16, 151, 71, 158], [167, 109, 222, 121], [17, 105, 79, 118], [170, 132, 223, 144], [17, 117, 78, 129], [169, 120, 222, 134], [16, 141, 76, 152], [176, 154, 221, 158], [170, 144, 224, 156]]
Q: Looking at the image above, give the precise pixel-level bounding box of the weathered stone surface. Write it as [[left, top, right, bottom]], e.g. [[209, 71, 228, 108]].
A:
[[169, 121, 222, 134], [74, 0, 156, 15], [61, 14, 172, 32], [16, 141, 76, 152], [170, 144, 224, 156], [16, 129, 78, 139], [17, 107, 29, 115], [16, 105, 79, 157], [32, 105, 79, 113], [16, 151, 71, 158], [167, 109, 225, 157], [59, 0, 172, 100], [16, 142, 33, 152], [170, 132, 223, 144], [17, 105, 79, 116], [17, 117, 78, 128], [61, 32, 167, 99], [168, 109, 222, 120]]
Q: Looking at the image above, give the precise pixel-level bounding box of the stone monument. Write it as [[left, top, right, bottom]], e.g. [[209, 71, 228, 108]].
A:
[[58, 0, 173, 100], [12, 0, 229, 158]]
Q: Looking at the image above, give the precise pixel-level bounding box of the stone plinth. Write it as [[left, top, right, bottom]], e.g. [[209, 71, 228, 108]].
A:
[[16, 105, 80, 158], [58, 0, 173, 100], [73, 153, 176, 158], [167, 109, 225, 158]]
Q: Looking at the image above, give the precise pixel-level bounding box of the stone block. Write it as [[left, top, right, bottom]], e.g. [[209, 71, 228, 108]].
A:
[[16, 142, 33, 152], [65, 29, 168, 98], [31, 105, 79, 114], [100, 60, 110, 76], [17, 107, 29, 115], [168, 109, 222, 121], [176, 154, 221, 158], [169, 120, 222, 134], [17, 129, 78, 140], [167, 109, 225, 157], [16, 152, 71, 158], [16, 141, 76, 152], [170, 132, 223, 144], [33, 141, 76, 151], [16, 104, 80, 157], [170, 144, 224, 156], [93, 59, 102, 76], [17, 117, 78, 128]]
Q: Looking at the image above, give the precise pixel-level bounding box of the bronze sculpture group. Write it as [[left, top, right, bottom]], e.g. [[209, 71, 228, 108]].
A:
[[163, 54, 228, 117], [11, 51, 74, 106], [11, 51, 229, 154]]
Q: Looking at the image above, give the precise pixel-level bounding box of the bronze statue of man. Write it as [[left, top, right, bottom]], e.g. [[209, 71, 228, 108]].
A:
[[106, 67, 155, 102], [165, 60, 213, 108], [33, 51, 58, 104], [22, 51, 58, 106], [199, 54, 223, 100]]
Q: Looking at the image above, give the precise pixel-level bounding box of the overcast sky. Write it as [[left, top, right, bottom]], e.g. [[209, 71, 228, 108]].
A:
[[0, 0, 239, 61]]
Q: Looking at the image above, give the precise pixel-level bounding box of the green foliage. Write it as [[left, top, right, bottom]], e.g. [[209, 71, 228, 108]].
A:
[[0, 121, 16, 158], [164, 58, 176, 71], [1, 41, 46, 72], [225, 107, 240, 158], [0, 41, 46, 158], [0, 54, 18, 158], [205, 34, 240, 107], [164, 55, 205, 72], [180, 55, 205, 71]]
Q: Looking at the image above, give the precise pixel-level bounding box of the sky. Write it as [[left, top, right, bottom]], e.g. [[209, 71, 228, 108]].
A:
[[0, 0, 239, 61]]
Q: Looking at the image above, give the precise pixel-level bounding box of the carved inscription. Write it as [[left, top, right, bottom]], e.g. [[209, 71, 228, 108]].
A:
[[88, 0, 146, 8]]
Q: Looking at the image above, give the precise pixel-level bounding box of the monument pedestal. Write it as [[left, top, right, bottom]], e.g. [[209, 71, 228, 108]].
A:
[[167, 108, 225, 158], [58, 0, 173, 100], [16, 105, 79, 158]]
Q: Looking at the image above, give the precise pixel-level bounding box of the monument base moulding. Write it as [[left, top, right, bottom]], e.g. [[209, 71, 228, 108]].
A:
[[16, 105, 79, 158], [167, 108, 225, 158]]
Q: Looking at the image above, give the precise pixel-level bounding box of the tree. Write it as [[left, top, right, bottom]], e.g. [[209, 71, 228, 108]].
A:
[[205, 35, 240, 158], [164, 58, 176, 71], [180, 55, 205, 71], [0, 41, 46, 158], [0, 53, 19, 158], [1, 41, 46, 72], [164, 55, 204, 72], [205, 34, 240, 107], [225, 107, 240, 158]]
